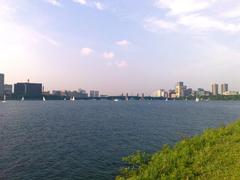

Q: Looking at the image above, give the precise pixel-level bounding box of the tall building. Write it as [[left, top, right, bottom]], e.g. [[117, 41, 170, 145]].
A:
[[90, 90, 100, 98], [212, 83, 219, 96], [176, 82, 184, 97], [14, 82, 42, 98], [152, 89, 166, 97], [0, 73, 4, 98], [221, 83, 228, 95], [4, 84, 12, 97]]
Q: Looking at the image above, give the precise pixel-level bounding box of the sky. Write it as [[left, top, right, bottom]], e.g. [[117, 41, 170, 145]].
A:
[[1, 0, 240, 95]]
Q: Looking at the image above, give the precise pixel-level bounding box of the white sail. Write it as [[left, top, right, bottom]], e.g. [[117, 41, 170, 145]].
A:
[[21, 97, 24, 101], [196, 97, 200, 102], [43, 96, 46, 101], [70, 97, 75, 101]]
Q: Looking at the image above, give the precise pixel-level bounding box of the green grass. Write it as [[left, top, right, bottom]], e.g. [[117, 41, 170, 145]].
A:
[[116, 120, 240, 180]]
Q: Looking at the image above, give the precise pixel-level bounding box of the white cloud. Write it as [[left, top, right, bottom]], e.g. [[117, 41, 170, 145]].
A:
[[220, 6, 240, 18], [103, 52, 115, 59], [116, 60, 128, 68], [145, 1, 240, 33], [46, 0, 62, 7], [116, 40, 130, 46], [94, 2, 104, 10], [155, 0, 215, 15], [178, 14, 240, 33], [81, 48, 93, 56], [144, 17, 177, 32], [73, 0, 104, 10], [73, 0, 87, 5]]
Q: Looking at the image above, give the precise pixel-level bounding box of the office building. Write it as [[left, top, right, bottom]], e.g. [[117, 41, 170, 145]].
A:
[[4, 84, 12, 97], [176, 82, 184, 97], [221, 84, 228, 95], [90, 90, 100, 98], [14, 82, 42, 98], [212, 83, 219, 96], [0, 73, 4, 98], [152, 89, 166, 97]]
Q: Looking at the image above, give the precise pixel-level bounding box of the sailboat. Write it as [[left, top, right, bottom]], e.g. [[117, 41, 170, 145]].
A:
[[195, 97, 200, 102], [2, 95, 6, 103], [43, 96, 46, 102], [21, 96, 24, 101], [70, 96, 75, 101], [64, 97, 67, 101], [165, 98, 168, 101]]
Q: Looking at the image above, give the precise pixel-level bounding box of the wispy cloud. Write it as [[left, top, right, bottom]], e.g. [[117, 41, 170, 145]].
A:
[[73, 0, 87, 5], [94, 2, 104, 10], [46, 0, 62, 7], [144, 17, 177, 32], [116, 40, 130, 46], [103, 52, 115, 60], [116, 60, 128, 68], [73, 0, 104, 10], [155, 0, 215, 15], [145, 0, 240, 34], [81, 48, 93, 56]]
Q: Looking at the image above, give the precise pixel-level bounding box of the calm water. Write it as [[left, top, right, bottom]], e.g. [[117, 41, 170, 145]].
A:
[[1, 100, 240, 180]]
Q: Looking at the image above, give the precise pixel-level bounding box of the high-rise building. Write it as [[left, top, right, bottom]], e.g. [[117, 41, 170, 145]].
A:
[[212, 83, 219, 96], [221, 83, 228, 95], [90, 90, 100, 98], [14, 82, 42, 98], [4, 84, 12, 97], [176, 82, 184, 97], [0, 73, 4, 98]]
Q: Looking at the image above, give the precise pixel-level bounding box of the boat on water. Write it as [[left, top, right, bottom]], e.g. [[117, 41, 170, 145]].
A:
[[113, 99, 119, 102], [70, 97, 75, 101], [21, 96, 24, 101], [196, 97, 200, 102], [43, 96, 46, 102], [64, 97, 67, 101], [165, 98, 168, 101]]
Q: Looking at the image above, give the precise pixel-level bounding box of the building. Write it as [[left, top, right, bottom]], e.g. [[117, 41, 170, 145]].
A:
[[4, 84, 12, 97], [90, 90, 100, 98], [14, 82, 42, 98], [223, 91, 238, 96], [221, 84, 228, 95], [79, 89, 88, 98], [176, 82, 184, 97], [152, 89, 166, 97], [212, 83, 219, 96], [0, 73, 4, 98]]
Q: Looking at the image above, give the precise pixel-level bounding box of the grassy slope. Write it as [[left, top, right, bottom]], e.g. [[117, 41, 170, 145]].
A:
[[116, 120, 240, 180]]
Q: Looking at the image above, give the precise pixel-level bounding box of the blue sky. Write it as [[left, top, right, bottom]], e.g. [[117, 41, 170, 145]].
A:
[[1, 0, 240, 95]]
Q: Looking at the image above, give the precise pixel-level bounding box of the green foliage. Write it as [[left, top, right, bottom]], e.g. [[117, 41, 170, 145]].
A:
[[116, 120, 240, 180]]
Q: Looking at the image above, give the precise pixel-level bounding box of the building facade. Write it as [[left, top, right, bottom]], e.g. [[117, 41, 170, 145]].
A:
[[176, 82, 184, 97], [0, 73, 4, 98], [90, 90, 100, 98], [4, 84, 12, 97], [14, 83, 42, 98], [212, 83, 219, 96], [221, 84, 228, 95]]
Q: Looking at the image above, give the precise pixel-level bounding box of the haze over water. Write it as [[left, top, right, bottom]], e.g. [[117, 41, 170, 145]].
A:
[[1, 100, 240, 180]]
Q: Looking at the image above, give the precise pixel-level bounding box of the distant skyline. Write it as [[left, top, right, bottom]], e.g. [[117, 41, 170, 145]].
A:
[[1, 0, 240, 95]]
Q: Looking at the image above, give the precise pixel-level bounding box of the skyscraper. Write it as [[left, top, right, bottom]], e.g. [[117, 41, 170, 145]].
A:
[[176, 82, 184, 97], [212, 83, 219, 96], [221, 83, 228, 95], [0, 73, 4, 99]]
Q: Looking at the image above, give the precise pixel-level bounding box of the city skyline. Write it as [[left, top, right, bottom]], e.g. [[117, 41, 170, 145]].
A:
[[1, 0, 240, 95]]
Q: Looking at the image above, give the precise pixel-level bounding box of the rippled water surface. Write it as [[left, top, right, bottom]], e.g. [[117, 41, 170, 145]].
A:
[[1, 100, 240, 180]]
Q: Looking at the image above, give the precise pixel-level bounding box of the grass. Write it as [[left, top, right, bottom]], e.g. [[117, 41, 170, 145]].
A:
[[116, 120, 240, 180]]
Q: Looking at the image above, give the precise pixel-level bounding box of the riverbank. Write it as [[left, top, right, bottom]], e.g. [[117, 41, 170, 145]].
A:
[[116, 120, 240, 179]]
